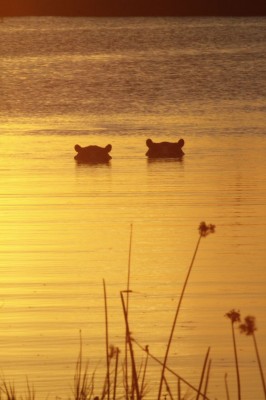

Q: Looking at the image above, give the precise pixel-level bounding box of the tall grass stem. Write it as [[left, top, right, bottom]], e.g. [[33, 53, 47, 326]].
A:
[[157, 233, 203, 399], [103, 279, 110, 400], [121, 291, 141, 399], [252, 333, 266, 399], [113, 347, 120, 400], [196, 347, 210, 400], [125, 224, 133, 399], [203, 359, 212, 400], [224, 373, 230, 400], [231, 321, 241, 400]]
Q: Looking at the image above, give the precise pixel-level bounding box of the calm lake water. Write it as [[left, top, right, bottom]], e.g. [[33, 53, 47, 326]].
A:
[[0, 16, 266, 399]]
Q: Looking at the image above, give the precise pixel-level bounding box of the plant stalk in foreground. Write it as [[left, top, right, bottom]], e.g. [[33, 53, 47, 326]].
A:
[[225, 309, 241, 400], [196, 347, 211, 400], [239, 315, 266, 399], [125, 224, 133, 400], [121, 290, 141, 399], [103, 279, 110, 400], [157, 222, 215, 400]]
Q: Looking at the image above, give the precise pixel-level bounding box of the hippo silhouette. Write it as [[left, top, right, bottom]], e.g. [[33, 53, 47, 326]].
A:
[[146, 138, 185, 158], [74, 144, 112, 163]]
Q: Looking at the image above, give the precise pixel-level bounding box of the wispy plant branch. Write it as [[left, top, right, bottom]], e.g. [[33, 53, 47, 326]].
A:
[[157, 222, 215, 399]]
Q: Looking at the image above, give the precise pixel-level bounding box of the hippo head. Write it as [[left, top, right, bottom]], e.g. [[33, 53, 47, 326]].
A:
[[146, 138, 185, 158], [74, 144, 112, 163]]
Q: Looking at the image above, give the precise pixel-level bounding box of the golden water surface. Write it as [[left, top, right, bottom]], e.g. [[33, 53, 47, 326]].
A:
[[0, 130, 266, 399]]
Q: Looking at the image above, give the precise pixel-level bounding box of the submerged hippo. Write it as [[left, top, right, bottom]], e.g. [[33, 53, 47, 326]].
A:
[[74, 144, 112, 163], [145, 138, 185, 158]]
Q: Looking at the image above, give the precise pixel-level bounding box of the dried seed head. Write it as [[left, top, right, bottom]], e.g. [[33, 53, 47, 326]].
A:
[[225, 309, 241, 323], [198, 222, 216, 237]]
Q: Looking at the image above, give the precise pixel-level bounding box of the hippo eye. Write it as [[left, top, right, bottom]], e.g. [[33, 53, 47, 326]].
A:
[[74, 144, 81, 152], [146, 139, 153, 147], [105, 144, 112, 152]]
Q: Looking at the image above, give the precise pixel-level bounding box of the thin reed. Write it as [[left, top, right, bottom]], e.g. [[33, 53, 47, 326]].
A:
[[225, 309, 241, 400], [157, 222, 215, 399], [73, 332, 95, 400]]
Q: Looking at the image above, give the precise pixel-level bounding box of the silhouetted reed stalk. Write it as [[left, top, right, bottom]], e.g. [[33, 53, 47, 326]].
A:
[[1, 378, 35, 400], [239, 315, 266, 399], [134, 339, 211, 400], [1, 381, 16, 400], [25, 378, 35, 400], [224, 373, 230, 400], [196, 347, 211, 400], [225, 309, 241, 400], [203, 359, 212, 400], [126, 224, 133, 311], [157, 222, 215, 400], [113, 347, 120, 400], [103, 279, 110, 400], [74, 332, 94, 400], [163, 376, 174, 400], [177, 378, 181, 400], [124, 224, 133, 400], [121, 290, 141, 399], [140, 346, 149, 396]]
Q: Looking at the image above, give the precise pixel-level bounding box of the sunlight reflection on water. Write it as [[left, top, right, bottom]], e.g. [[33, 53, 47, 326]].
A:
[[0, 132, 266, 399]]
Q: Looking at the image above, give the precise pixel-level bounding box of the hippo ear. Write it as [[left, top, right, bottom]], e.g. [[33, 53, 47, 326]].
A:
[[75, 144, 82, 152], [177, 139, 184, 148], [146, 139, 153, 148], [105, 144, 112, 153]]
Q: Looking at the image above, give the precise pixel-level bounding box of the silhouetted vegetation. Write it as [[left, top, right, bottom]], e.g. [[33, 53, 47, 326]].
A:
[[0, 222, 265, 400]]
